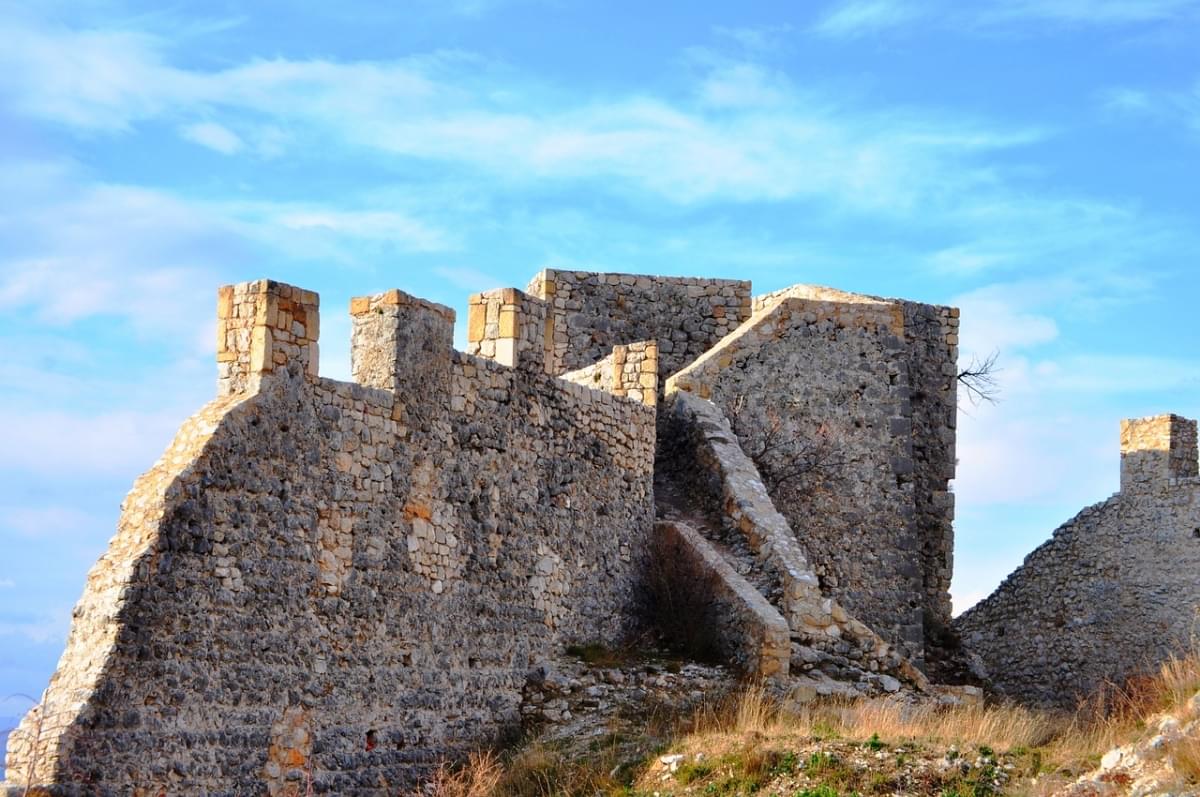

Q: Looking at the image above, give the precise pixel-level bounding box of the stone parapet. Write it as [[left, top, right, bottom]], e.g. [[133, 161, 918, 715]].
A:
[[559, 340, 659, 407], [1121, 414, 1199, 492], [527, 269, 751, 378], [466, 287, 552, 373]]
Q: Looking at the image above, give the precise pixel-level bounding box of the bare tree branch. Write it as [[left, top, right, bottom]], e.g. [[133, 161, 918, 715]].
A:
[[957, 350, 1001, 406]]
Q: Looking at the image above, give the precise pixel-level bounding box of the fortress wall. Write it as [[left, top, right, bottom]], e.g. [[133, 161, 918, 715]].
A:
[[667, 296, 926, 661], [525, 269, 752, 378], [6, 282, 656, 794], [956, 415, 1200, 707], [754, 285, 959, 634]]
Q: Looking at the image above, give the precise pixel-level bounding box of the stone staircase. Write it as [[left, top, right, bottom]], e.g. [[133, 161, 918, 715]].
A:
[[653, 388, 929, 697]]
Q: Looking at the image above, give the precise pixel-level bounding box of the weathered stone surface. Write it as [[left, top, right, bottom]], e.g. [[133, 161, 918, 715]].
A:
[[956, 415, 1200, 707]]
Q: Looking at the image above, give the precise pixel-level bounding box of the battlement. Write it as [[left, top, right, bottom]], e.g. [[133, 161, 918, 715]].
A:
[[350, 288, 456, 401], [216, 280, 320, 396], [1120, 413, 1199, 491], [465, 287, 552, 373]]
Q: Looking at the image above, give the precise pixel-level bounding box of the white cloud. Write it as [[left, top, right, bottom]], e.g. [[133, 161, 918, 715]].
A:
[[180, 120, 243, 154], [0, 606, 71, 645], [0, 406, 197, 477], [0, 579, 14, 589], [980, 0, 1200, 25], [269, 209, 451, 253], [812, 0, 923, 39], [0, 18, 1048, 210], [811, 0, 1200, 38]]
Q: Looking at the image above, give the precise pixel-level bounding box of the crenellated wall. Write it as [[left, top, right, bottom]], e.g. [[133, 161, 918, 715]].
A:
[[6, 281, 656, 794], [956, 414, 1200, 707]]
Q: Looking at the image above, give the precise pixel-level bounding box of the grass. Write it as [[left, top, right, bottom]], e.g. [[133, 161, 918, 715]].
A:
[[425, 650, 1200, 796]]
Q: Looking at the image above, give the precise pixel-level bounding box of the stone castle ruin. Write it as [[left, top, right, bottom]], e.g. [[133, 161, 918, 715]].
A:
[[957, 414, 1200, 707], [3, 268, 1193, 793]]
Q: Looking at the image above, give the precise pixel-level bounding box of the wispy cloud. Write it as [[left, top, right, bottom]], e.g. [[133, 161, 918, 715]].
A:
[[0, 17, 1047, 210], [180, 120, 243, 154], [812, 1, 922, 39], [811, 0, 1200, 38]]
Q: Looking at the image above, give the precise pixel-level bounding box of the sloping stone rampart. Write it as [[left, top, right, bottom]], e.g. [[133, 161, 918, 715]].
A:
[[956, 415, 1200, 707], [5, 281, 656, 794]]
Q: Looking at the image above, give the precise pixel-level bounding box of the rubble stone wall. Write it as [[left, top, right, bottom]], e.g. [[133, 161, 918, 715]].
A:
[[956, 415, 1200, 707], [5, 281, 656, 794], [657, 391, 919, 688], [526, 269, 752, 378], [667, 296, 927, 661]]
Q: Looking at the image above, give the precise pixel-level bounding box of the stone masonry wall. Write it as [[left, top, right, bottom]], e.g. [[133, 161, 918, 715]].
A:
[[5, 281, 656, 794], [956, 415, 1200, 707], [752, 286, 959, 636], [465, 287, 553, 373], [525, 269, 752, 378], [668, 295, 926, 662]]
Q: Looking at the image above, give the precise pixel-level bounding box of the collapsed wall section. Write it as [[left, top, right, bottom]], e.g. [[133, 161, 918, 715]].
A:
[[956, 415, 1200, 706], [526, 269, 752, 378], [668, 295, 926, 661], [6, 281, 656, 794]]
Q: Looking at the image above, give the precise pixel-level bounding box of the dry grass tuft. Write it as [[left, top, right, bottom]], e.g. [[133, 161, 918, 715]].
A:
[[423, 650, 1200, 795], [1170, 734, 1200, 786], [425, 752, 504, 797]]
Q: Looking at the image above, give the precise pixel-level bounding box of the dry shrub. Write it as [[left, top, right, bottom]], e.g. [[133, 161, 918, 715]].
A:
[[1171, 734, 1200, 785], [426, 752, 503, 797]]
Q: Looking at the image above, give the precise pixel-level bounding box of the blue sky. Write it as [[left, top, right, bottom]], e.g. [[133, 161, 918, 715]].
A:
[[1, 0, 1199, 731]]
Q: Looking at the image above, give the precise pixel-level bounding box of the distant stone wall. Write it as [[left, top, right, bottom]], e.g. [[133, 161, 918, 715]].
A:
[[668, 295, 927, 662], [5, 281, 656, 794], [956, 415, 1200, 707], [526, 269, 752, 378]]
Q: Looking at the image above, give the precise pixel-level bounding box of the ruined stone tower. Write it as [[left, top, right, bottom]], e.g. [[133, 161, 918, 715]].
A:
[[957, 414, 1200, 707]]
